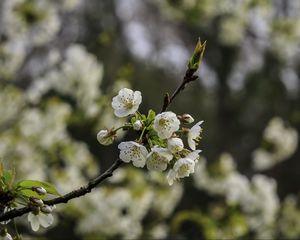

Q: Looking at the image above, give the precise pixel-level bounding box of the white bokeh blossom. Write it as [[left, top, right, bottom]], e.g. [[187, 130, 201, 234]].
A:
[[188, 121, 204, 150], [112, 88, 142, 117], [146, 146, 173, 171], [153, 112, 180, 139], [118, 141, 148, 167]]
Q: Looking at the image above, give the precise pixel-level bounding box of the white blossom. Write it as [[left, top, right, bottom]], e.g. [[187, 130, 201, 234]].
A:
[[97, 130, 115, 146], [112, 88, 142, 117], [153, 112, 180, 139], [188, 121, 204, 150], [167, 151, 199, 185], [118, 141, 148, 167], [146, 146, 173, 171], [133, 120, 143, 131], [28, 212, 54, 232], [167, 138, 184, 153]]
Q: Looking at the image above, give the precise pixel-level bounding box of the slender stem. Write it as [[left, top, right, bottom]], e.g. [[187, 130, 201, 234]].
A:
[[160, 68, 198, 113], [114, 125, 131, 132], [138, 127, 147, 142]]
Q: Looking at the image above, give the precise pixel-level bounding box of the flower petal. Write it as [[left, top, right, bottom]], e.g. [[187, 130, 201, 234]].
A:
[[28, 213, 40, 232], [39, 213, 54, 228]]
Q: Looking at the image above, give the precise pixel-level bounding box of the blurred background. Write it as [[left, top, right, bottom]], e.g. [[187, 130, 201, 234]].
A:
[[0, 0, 300, 239]]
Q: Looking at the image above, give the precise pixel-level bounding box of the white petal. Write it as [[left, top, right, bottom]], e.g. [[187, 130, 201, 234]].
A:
[[119, 151, 132, 163], [114, 108, 130, 117], [187, 137, 196, 150], [28, 213, 40, 232], [146, 152, 168, 171], [39, 213, 54, 228], [119, 88, 134, 98], [166, 170, 176, 185], [132, 157, 146, 168], [118, 141, 148, 166], [133, 91, 142, 105], [168, 138, 184, 153], [153, 112, 180, 139], [187, 150, 202, 161], [118, 141, 131, 150]]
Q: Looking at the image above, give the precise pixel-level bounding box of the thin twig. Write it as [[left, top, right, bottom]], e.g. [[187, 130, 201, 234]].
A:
[[160, 68, 198, 113]]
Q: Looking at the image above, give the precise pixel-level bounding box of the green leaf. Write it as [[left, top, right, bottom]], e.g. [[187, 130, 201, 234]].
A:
[[188, 38, 206, 71], [3, 170, 13, 185], [147, 109, 156, 121], [18, 189, 46, 200], [141, 114, 147, 121], [130, 116, 136, 124], [16, 180, 60, 196]]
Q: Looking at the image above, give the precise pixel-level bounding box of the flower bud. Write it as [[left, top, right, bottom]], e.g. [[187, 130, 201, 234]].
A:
[[32, 186, 47, 195], [133, 120, 143, 131], [97, 129, 115, 146], [30, 205, 40, 215], [41, 205, 53, 214], [30, 197, 44, 207], [188, 38, 206, 71], [179, 114, 194, 124]]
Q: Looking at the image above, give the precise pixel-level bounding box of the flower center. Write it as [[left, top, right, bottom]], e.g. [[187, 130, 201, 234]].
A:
[[178, 164, 189, 176], [123, 99, 134, 110], [159, 118, 169, 127]]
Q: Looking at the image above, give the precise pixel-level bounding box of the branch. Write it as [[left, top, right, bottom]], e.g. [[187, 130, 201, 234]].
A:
[[0, 38, 206, 222], [161, 68, 198, 113], [160, 38, 206, 113], [0, 159, 123, 222]]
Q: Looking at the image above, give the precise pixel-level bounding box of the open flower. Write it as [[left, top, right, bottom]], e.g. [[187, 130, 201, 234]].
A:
[[112, 88, 142, 117], [146, 146, 173, 171], [28, 211, 54, 232], [118, 141, 148, 167], [188, 121, 204, 150], [153, 112, 180, 139], [167, 138, 184, 154], [166, 150, 200, 185], [97, 129, 115, 145]]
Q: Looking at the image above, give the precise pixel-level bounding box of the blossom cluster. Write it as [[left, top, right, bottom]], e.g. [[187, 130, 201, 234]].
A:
[[252, 117, 298, 170], [97, 88, 204, 185], [193, 153, 280, 239]]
